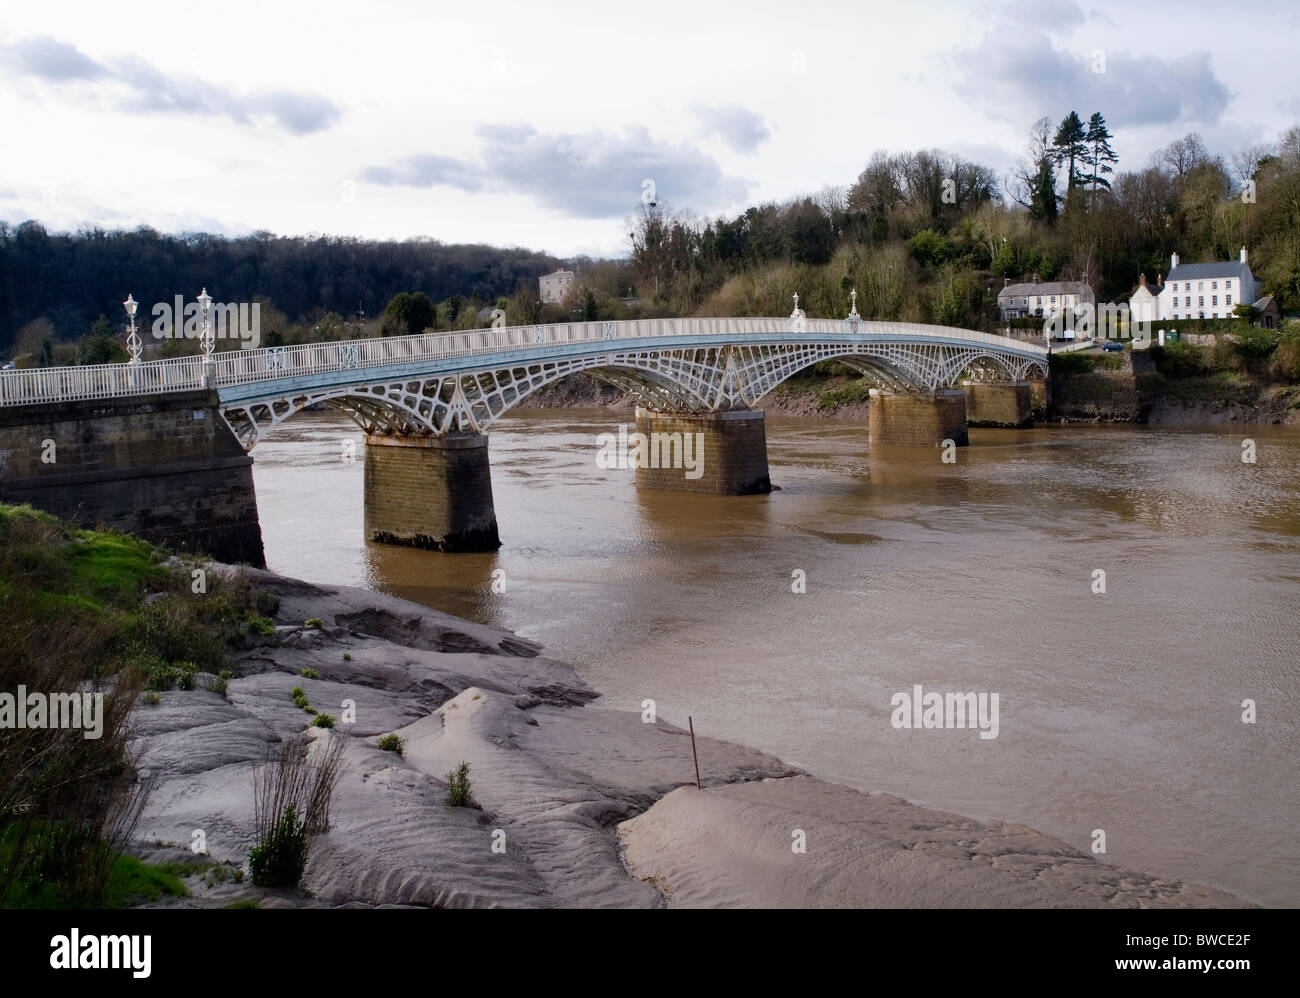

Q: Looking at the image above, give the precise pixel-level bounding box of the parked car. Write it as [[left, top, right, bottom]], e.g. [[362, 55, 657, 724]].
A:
[[1, 360, 15, 370], [1102, 341, 1124, 352]]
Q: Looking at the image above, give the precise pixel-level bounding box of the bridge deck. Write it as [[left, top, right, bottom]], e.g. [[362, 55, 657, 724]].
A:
[[1, 317, 1048, 408]]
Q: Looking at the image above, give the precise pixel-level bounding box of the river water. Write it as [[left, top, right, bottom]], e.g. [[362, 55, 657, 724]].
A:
[[251, 407, 1300, 907]]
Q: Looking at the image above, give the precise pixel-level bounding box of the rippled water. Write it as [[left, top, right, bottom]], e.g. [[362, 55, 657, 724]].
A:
[[251, 408, 1300, 906]]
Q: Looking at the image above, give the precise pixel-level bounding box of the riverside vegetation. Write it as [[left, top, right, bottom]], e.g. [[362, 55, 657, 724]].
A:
[[0, 503, 333, 907]]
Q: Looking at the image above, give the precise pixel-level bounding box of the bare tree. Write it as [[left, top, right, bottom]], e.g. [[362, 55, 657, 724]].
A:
[[1154, 133, 1210, 179], [1230, 142, 1275, 185]]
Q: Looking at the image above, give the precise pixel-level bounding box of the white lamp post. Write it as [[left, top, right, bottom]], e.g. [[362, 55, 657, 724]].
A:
[[197, 287, 214, 386], [123, 294, 141, 363]]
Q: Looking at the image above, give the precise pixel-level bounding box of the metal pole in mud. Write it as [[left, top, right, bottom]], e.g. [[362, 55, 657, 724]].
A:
[[688, 716, 701, 790]]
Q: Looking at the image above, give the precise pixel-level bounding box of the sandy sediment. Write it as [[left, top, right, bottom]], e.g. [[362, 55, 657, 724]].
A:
[[130, 566, 1247, 908]]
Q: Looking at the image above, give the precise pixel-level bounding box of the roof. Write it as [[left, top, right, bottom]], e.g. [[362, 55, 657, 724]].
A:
[[998, 281, 1094, 299], [1254, 295, 1278, 311], [1164, 261, 1252, 284], [542, 269, 575, 278], [1130, 282, 1164, 298]]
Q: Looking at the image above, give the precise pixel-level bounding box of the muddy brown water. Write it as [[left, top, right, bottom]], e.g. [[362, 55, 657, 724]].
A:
[[251, 407, 1300, 906]]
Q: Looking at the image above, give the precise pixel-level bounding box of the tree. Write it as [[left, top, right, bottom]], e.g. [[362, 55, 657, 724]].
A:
[[380, 291, 436, 337], [1155, 133, 1209, 180], [1084, 113, 1118, 208], [1007, 118, 1059, 224], [1052, 112, 1089, 203]]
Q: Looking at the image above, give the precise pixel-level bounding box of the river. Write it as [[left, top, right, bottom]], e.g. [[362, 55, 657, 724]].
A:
[[250, 407, 1300, 907]]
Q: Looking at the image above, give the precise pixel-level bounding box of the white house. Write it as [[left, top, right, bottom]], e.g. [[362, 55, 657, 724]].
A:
[[998, 279, 1095, 323], [1128, 273, 1164, 325], [539, 268, 576, 304], [1157, 247, 1259, 320]]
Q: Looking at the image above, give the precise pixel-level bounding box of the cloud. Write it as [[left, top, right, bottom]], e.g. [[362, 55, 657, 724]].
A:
[[2, 36, 109, 80], [951, 5, 1231, 129], [1, 37, 340, 135], [361, 125, 751, 218], [692, 103, 771, 153], [359, 154, 485, 190]]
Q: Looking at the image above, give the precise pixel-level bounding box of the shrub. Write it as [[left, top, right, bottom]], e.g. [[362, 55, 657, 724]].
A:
[[446, 761, 475, 808], [254, 590, 281, 618], [377, 734, 404, 755], [248, 734, 346, 887], [342, 653, 352, 662], [144, 692, 161, 705], [248, 616, 275, 636], [206, 674, 229, 697], [312, 714, 335, 729], [1150, 341, 1208, 379], [175, 663, 197, 691], [303, 618, 323, 630], [247, 803, 307, 888], [300, 667, 320, 680]]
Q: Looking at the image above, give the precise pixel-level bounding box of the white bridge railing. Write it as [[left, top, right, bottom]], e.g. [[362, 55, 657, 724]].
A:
[[0, 317, 1047, 407]]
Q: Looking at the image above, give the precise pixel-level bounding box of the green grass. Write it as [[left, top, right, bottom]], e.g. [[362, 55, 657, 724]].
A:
[[224, 897, 261, 909], [300, 667, 320, 680], [101, 855, 191, 908], [377, 734, 404, 755]]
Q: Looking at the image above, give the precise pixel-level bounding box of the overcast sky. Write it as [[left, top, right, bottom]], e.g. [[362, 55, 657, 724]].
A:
[[2, 0, 1296, 258]]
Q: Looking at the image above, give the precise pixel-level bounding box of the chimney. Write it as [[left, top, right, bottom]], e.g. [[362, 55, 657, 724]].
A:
[[1157, 273, 1162, 286], [1171, 251, 1180, 269], [1241, 245, 1248, 264], [1139, 273, 1148, 288], [1003, 277, 1011, 287]]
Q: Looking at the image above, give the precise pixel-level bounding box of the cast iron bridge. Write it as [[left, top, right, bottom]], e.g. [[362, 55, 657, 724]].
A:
[[0, 316, 1049, 450]]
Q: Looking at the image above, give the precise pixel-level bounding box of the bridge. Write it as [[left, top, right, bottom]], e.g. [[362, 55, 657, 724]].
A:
[[0, 313, 1049, 564]]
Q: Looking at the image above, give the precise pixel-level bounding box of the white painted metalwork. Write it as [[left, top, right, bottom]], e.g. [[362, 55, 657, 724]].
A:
[[0, 316, 1048, 449]]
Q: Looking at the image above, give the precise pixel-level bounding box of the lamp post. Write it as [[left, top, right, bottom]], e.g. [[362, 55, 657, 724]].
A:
[[123, 294, 141, 363], [198, 287, 214, 385]]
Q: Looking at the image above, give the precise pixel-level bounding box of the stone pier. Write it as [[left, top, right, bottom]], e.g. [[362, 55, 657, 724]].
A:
[[0, 388, 265, 565], [363, 431, 500, 551], [633, 407, 771, 494], [868, 389, 969, 447], [962, 381, 1034, 428]]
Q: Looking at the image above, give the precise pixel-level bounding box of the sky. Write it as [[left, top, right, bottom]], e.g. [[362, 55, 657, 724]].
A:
[[1, 0, 1297, 259]]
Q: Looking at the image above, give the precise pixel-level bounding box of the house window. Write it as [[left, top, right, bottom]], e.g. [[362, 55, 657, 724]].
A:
[[1212, 281, 1218, 289], [1198, 282, 1204, 290], [1227, 295, 1233, 306], [1051, 296, 1057, 304], [1036, 297, 1042, 306], [1212, 296, 1218, 306], [1199, 296, 1204, 307]]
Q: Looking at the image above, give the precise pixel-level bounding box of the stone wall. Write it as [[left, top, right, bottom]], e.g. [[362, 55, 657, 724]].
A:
[[963, 382, 1033, 428], [0, 389, 265, 565], [868, 389, 969, 447], [363, 432, 500, 551], [633, 408, 771, 494]]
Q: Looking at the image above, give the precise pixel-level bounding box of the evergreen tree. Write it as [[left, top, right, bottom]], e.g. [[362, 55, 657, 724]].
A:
[[1052, 111, 1089, 203], [1085, 112, 1119, 208]]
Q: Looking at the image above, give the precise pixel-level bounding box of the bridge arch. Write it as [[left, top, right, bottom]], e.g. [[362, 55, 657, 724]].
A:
[[218, 342, 1049, 449]]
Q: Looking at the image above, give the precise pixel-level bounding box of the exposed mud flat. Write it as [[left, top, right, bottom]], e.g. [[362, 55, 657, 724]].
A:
[[128, 564, 1250, 908]]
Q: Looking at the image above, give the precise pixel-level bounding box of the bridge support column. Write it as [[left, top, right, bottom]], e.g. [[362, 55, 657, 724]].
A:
[[363, 432, 500, 552], [868, 389, 969, 447], [961, 381, 1033, 428], [633, 407, 771, 495]]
